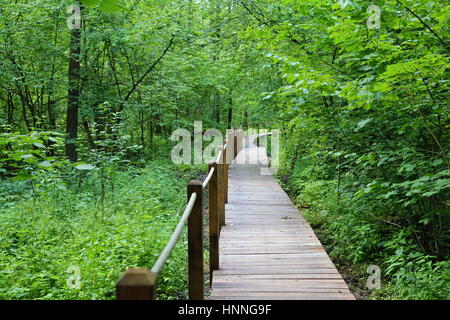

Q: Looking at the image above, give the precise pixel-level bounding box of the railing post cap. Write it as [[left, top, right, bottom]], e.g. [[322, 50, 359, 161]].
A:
[[116, 268, 156, 300], [188, 180, 202, 186], [117, 268, 156, 286]]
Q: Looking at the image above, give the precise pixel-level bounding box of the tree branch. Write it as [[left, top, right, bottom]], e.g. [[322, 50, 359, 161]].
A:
[[396, 0, 450, 52], [123, 34, 176, 102]]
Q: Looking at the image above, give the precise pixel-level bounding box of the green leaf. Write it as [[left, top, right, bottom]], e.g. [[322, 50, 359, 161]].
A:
[[99, 0, 124, 12], [75, 164, 96, 170], [81, 0, 124, 12], [10, 174, 33, 181], [355, 118, 372, 131], [80, 0, 101, 6], [38, 161, 53, 168], [33, 142, 46, 149]]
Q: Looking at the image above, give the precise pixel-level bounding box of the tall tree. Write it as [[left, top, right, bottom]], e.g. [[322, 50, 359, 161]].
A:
[[66, 2, 82, 162]]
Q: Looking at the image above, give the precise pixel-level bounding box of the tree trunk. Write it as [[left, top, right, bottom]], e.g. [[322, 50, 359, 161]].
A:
[[227, 96, 233, 129], [82, 119, 95, 150], [214, 92, 220, 123], [150, 119, 154, 155], [244, 110, 248, 130], [66, 3, 82, 162], [7, 92, 14, 126], [140, 110, 145, 148]]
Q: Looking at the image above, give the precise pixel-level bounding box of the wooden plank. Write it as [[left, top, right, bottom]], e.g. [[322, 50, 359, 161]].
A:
[[219, 242, 321, 246], [220, 234, 319, 239], [208, 292, 355, 300], [219, 242, 323, 247], [219, 262, 336, 268], [215, 267, 340, 275], [209, 136, 354, 300], [213, 279, 349, 287], [220, 248, 325, 255], [219, 252, 329, 258], [211, 287, 352, 293], [213, 274, 344, 280]]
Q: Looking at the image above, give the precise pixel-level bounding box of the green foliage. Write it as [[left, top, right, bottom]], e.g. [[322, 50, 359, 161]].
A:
[[248, 0, 449, 300], [81, 0, 124, 12], [0, 132, 65, 180], [281, 160, 449, 299], [383, 230, 450, 299], [0, 160, 203, 299], [0, 0, 448, 300]]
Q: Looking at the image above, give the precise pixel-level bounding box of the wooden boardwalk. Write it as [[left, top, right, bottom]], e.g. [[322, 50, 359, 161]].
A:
[[209, 136, 355, 300]]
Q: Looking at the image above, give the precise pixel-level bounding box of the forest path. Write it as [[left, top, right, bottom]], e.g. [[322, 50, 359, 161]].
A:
[[209, 135, 355, 300]]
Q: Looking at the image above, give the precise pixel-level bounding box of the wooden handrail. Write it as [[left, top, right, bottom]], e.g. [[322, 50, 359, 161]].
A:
[[115, 193, 197, 300], [152, 193, 197, 275], [116, 129, 243, 300], [202, 167, 215, 189]]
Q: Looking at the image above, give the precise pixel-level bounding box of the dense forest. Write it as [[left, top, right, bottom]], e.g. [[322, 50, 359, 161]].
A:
[[0, 0, 448, 300]]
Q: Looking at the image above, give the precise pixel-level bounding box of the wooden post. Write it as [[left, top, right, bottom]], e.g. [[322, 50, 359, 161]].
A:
[[236, 130, 240, 153], [208, 162, 219, 279], [224, 141, 228, 204], [237, 129, 242, 152], [116, 268, 157, 300], [234, 134, 238, 160], [187, 180, 204, 300], [216, 147, 225, 228]]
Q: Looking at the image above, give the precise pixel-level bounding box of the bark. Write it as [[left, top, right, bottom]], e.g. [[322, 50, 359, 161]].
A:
[[227, 96, 233, 129], [82, 118, 96, 151], [65, 4, 82, 162]]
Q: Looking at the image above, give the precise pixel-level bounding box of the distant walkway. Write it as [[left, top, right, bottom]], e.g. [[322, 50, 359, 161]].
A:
[[209, 135, 355, 300]]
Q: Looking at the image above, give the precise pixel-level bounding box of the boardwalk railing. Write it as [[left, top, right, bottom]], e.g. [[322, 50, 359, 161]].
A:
[[115, 129, 244, 300]]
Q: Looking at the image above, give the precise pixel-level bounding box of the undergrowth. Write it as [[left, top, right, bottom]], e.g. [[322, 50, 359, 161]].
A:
[[277, 163, 450, 300], [0, 159, 205, 300]]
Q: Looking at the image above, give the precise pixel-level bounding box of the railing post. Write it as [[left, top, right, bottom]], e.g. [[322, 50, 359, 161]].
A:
[[239, 129, 242, 152], [234, 133, 238, 160], [237, 129, 242, 153], [116, 268, 157, 300], [224, 142, 228, 204], [217, 147, 225, 228], [187, 180, 204, 300], [208, 162, 219, 279]]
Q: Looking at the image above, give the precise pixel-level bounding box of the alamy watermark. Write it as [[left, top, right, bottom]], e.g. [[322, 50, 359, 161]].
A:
[[170, 122, 280, 175], [67, 5, 81, 30], [367, 5, 381, 30], [367, 265, 381, 290], [337, 1, 381, 29], [66, 265, 81, 290]]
